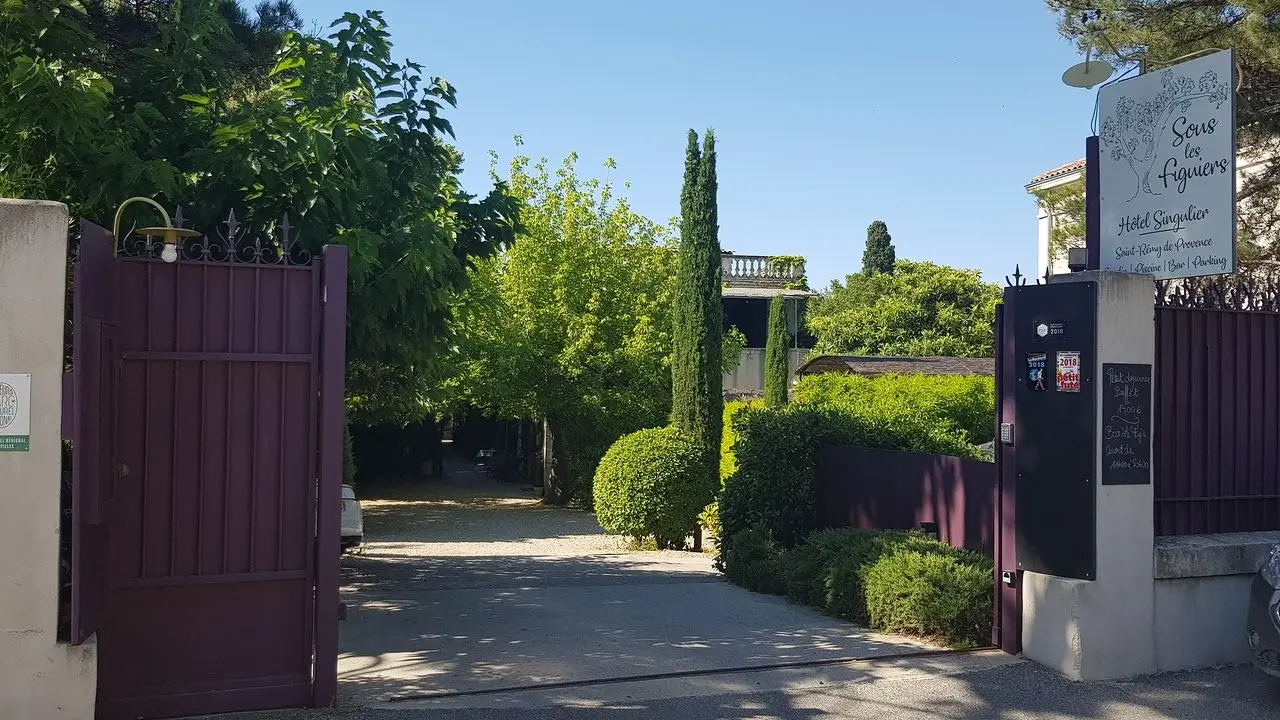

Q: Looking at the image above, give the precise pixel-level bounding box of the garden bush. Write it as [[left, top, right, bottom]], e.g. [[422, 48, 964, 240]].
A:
[[701, 400, 762, 547], [722, 527, 993, 648], [722, 529, 787, 594], [792, 372, 995, 445], [593, 426, 713, 549], [864, 549, 994, 648], [718, 403, 978, 558]]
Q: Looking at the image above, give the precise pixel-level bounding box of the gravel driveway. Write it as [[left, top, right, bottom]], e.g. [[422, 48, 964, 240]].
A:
[[334, 462, 941, 709]]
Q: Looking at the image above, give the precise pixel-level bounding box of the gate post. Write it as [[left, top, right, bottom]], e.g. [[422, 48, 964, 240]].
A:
[[0, 200, 97, 719], [1021, 270, 1157, 680], [314, 245, 348, 707]]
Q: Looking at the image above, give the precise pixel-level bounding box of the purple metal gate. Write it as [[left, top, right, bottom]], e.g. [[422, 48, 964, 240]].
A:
[[1154, 305, 1280, 534], [69, 219, 347, 719]]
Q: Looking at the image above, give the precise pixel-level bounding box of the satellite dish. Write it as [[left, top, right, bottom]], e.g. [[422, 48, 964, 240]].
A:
[[1062, 58, 1115, 89]]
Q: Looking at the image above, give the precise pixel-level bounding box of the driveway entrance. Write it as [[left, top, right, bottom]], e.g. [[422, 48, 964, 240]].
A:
[[336, 459, 947, 709]]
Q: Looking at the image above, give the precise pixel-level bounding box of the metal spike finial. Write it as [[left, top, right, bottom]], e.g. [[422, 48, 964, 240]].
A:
[[173, 205, 186, 229], [224, 209, 239, 238], [278, 212, 293, 245], [1005, 264, 1027, 288]]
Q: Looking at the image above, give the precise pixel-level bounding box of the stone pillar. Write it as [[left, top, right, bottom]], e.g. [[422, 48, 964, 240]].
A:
[[0, 200, 97, 719], [1022, 270, 1157, 680]]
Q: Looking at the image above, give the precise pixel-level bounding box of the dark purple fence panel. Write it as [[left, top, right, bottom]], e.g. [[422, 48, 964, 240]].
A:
[[814, 444, 997, 555], [69, 221, 117, 644], [1154, 306, 1280, 535]]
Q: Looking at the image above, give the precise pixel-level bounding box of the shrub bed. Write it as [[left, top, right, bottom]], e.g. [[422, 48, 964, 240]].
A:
[[864, 548, 993, 648], [593, 426, 712, 549], [724, 527, 993, 648]]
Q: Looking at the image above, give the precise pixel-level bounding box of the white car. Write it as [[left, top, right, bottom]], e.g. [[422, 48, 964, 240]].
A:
[[341, 484, 364, 552]]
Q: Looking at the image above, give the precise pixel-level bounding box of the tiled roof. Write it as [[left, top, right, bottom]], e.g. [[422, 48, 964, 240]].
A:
[[796, 355, 995, 378], [1027, 158, 1086, 188]]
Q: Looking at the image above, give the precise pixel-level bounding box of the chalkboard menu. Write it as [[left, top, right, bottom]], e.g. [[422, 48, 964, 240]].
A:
[[1101, 363, 1152, 486]]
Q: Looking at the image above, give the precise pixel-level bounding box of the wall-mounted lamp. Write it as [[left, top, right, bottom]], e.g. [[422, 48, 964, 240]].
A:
[[111, 196, 201, 263]]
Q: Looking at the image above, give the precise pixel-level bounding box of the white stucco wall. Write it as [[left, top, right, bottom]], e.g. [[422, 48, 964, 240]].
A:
[[0, 199, 97, 719], [722, 348, 809, 396]]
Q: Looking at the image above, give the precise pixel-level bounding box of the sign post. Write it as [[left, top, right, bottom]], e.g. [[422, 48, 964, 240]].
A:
[[0, 374, 31, 452], [1096, 49, 1237, 279]]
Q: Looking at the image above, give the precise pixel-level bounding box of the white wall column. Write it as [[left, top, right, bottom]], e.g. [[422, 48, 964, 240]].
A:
[[1022, 270, 1157, 680], [0, 200, 97, 719]]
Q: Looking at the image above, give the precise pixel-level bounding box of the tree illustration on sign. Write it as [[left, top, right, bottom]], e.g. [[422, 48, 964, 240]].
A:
[[1100, 68, 1230, 201]]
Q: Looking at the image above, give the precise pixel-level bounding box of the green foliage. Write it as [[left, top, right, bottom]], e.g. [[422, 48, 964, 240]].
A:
[[1030, 180, 1086, 262], [764, 296, 790, 407], [722, 527, 993, 647], [342, 418, 358, 486], [450, 150, 675, 504], [780, 529, 911, 613], [720, 399, 760, 483], [719, 404, 979, 557], [807, 260, 1001, 358], [722, 325, 748, 373], [864, 548, 993, 648], [792, 372, 996, 446], [862, 220, 896, 275], [1048, 1, 1280, 248], [0, 2, 519, 428], [699, 399, 763, 545], [671, 129, 724, 466], [723, 529, 787, 594], [593, 427, 713, 549]]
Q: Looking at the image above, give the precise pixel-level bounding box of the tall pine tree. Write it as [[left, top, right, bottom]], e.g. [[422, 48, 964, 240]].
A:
[[862, 220, 896, 275], [764, 295, 790, 407], [671, 129, 724, 471]]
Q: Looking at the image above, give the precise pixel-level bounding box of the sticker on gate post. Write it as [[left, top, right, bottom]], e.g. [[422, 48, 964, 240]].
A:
[[1056, 352, 1081, 393], [0, 374, 31, 452], [1027, 353, 1047, 391]]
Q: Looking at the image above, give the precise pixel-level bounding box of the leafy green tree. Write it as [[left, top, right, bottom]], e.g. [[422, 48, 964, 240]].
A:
[[1, 3, 518, 427], [764, 295, 790, 407], [808, 260, 1001, 358], [1030, 180, 1086, 263], [671, 129, 724, 466], [450, 150, 676, 505], [862, 220, 896, 275], [1047, 1, 1280, 249]]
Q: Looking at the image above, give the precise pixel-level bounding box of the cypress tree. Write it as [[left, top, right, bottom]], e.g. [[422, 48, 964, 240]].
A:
[[671, 130, 702, 432], [671, 129, 723, 468], [862, 220, 896, 275], [764, 295, 789, 407]]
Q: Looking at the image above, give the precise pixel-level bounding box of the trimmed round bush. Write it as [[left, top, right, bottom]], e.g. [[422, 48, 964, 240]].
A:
[[593, 426, 711, 549], [863, 550, 994, 649]]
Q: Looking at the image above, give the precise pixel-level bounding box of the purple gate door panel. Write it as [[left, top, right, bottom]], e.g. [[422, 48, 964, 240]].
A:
[[313, 245, 348, 708], [71, 221, 118, 644], [96, 256, 326, 720], [994, 294, 1021, 655]]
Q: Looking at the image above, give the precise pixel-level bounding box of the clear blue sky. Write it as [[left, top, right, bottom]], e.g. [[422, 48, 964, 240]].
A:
[[294, 1, 1096, 288]]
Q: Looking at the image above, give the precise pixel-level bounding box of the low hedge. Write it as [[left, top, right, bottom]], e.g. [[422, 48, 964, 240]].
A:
[[724, 527, 993, 648], [864, 549, 993, 648], [593, 426, 712, 549]]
